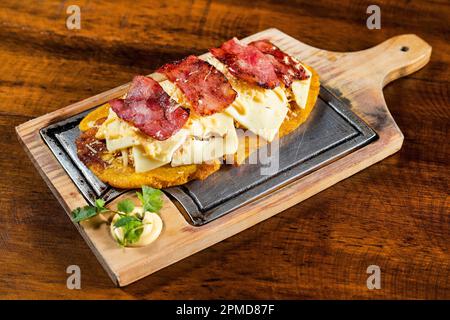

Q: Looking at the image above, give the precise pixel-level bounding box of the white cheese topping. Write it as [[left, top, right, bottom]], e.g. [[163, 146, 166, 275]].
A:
[[155, 74, 239, 167], [132, 146, 166, 173], [290, 63, 312, 109], [94, 56, 312, 172], [171, 112, 238, 166], [206, 56, 289, 142], [96, 109, 189, 171]]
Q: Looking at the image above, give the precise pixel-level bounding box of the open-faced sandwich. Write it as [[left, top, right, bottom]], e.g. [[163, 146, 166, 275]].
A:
[[76, 38, 320, 189]]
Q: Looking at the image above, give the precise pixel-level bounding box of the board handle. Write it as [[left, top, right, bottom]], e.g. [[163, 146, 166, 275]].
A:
[[357, 34, 432, 88]]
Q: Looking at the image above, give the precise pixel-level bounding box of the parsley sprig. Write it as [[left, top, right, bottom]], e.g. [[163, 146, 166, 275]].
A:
[[71, 199, 108, 222], [113, 215, 145, 246], [71, 186, 163, 246], [137, 186, 163, 213]]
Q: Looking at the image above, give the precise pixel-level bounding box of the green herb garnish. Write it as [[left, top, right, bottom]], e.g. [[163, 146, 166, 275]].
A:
[[136, 186, 163, 213], [113, 215, 139, 228], [113, 215, 144, 246], [117, 199, 135, 214], [71, 186, 164, 246], [72, 198, 109, 222], [95, 198, 108, 212], [71, 205, 98, 223]]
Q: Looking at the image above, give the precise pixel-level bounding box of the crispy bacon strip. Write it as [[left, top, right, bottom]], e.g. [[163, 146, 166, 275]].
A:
[[158, 55, 236, 116], [210, 38, 280, 89], [110, 76, 189, 141], [249, 40, 309, 87]]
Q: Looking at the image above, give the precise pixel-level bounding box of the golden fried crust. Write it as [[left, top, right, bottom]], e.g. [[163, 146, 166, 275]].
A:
[[90, 161, 221, 189], [78, 105, 222, 189], [279, 65, 320, 137], [78, 64, 319, 189], [79, 103, 110, 132]]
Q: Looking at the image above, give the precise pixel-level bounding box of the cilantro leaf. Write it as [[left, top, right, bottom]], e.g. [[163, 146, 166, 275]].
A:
[[113, 215, 139, 228], [72, 205, 98, 223], [95, 199, 108, 212], [122, 220, 144, 246], [117, 199, 135, 214], [72, 198, 108, 223], [136, 186, 163, 213], [113, 216, 144, 246]]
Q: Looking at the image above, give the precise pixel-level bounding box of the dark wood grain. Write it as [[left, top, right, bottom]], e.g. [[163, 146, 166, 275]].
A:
[[0, 0, 448, 299]]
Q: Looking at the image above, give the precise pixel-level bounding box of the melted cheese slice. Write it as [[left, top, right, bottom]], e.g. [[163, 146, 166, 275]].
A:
[[291, 63, 312, 109], [95, 56, 311, 173], [96, 110, 140, 151], [96, 109, 189, 171], [158, 78, 187, 107], [132, 145, 167, 173], [171, 112, 238, 166], [95, 107, 238, 171], [156, 75, 239, 166], [225, 86, 288, 142], [139, 129, 188, 163], [206, 56, 289, 142]]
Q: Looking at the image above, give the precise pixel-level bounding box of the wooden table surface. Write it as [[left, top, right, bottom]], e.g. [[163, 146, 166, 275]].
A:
[[1, 0, 448, 299]]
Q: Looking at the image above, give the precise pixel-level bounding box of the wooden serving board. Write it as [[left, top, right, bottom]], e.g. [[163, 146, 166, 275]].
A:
[[16, 29, 431, 286]]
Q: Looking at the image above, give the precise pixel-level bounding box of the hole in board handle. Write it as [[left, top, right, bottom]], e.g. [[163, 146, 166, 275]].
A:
[[400, 46, 409, 52]]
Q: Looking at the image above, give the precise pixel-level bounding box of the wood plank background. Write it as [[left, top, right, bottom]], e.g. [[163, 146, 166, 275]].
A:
[[0, 0, 448, 299]]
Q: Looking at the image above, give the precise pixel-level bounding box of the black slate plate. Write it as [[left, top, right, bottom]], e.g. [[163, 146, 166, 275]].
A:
[[40, 86, 377, 226]]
